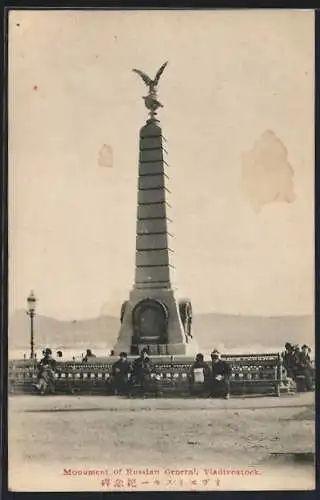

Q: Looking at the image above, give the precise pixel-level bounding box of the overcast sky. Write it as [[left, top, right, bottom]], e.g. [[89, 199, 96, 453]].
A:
[[8, 9, 314, 319]]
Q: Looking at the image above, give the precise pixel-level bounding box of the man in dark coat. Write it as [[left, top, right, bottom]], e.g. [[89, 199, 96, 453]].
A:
[[300, 344, 311, 364], [111, 352, 131, 395], [281, 342, 296, 378], [131, 348, 153, 393], [38, 348, 57, 372], [296, 344, 314, 391], [188, 353, 211, 395], [210, 349, 232, 399], [34, 348, 57, 394]]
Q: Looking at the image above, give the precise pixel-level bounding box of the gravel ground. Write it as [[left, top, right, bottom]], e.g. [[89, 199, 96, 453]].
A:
[[8, 393, 315, 491]]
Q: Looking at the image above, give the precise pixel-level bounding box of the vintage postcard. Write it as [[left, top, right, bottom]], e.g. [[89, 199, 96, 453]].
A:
[[7, 9, 315, 492]]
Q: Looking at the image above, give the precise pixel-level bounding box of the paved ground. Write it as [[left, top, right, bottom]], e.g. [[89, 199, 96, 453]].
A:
[[8, 393, 315, 491]]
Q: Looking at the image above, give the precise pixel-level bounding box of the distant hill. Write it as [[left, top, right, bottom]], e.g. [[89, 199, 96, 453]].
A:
[[8, 310, 119, 350], [192, 313, 314, 351], [9, 310, 314, 353]]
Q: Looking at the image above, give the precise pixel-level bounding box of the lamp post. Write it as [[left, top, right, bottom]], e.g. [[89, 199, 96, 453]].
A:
[[27, 290, 37, 359]]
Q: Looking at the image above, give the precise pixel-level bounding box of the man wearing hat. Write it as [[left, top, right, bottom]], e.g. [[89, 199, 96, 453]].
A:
[[34, 348, 57, 394], [111, 352, 132, 395], [38, 348, 56, 370], [281, 343, 296, 379], [210, 349, 232, 399], [300, 344, 311, 363], [296, 344, 314, 391], [189, 353, 211, 396], [131, 347, 154, 394]]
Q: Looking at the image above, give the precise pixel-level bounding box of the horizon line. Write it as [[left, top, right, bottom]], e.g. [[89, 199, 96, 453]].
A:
[[10, 309, 314, 322]]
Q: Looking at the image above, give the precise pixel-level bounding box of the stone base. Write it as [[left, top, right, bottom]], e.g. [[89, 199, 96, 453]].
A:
[[113, 287, 198, 356], [164, 341, 199, 356]]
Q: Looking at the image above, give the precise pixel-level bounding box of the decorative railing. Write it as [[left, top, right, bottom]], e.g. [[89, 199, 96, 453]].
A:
[[8, 353, 290, 397]]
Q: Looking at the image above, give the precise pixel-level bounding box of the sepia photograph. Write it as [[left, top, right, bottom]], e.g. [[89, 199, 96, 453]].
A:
[[7, 9, 315, 492]]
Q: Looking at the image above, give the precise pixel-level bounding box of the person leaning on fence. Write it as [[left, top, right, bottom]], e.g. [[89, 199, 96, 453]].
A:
[[111, 352, 131, 395], [131, 348, 153, 393], [210, 350, 232, 399], [188, 353, 211, 395]]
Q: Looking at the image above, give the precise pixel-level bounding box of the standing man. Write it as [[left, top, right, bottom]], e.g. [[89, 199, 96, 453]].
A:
[[111, 352, 131, 395], [188, 353, 211, 396], [281, 342, 295, 378], [131, 347, 153, 394], [300, 344, 311, 363], [297, 344, 314, 391], [210, 349, 232, 399]]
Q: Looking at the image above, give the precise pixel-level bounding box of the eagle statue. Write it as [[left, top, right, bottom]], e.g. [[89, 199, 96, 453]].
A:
[[132, 61, 168, 118]]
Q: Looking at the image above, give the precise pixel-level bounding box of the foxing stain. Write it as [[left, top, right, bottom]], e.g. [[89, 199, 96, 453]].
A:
[[98, 144, 113, 168], [241, 130, 296, 213]]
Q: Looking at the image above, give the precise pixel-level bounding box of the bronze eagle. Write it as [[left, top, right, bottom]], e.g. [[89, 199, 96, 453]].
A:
[[132, 62, 168, 92]]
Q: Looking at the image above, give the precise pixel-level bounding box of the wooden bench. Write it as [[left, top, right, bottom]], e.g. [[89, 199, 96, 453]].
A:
[[8, 353, 287, 397], [221, 353, 286, 397]]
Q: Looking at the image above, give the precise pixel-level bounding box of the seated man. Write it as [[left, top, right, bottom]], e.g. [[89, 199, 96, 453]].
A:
[[131, 348, 153, 394], [188, 353, 211, 395], [34, 348, 57, 394], [111, 352, 131, 395], [210, 349, 232, 399]]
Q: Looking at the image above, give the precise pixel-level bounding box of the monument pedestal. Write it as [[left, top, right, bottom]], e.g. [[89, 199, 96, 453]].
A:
[[114, 287, 198, 356]]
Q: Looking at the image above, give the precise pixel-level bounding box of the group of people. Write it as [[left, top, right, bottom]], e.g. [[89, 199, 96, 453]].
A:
[[32, 347, 154, 395], [32, 346, 231, 397], [29, 348, 99, 362], [111, 348, 153, 396], [111, 348, 231, 399], [32, 342, 315, 396], [189, 351, 231, 399], [281, 343, 314, 391], [33, 347, 100, 393]]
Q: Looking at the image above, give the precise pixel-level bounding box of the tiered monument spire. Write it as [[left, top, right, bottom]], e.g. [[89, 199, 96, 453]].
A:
[[113, 63, 197, 356]]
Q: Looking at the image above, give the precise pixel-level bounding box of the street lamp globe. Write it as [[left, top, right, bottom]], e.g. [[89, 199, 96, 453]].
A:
[[27, 290, 37, 313]]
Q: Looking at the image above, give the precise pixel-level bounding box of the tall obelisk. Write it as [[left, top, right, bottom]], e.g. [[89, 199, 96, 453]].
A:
[[114, 63, 197, 356]]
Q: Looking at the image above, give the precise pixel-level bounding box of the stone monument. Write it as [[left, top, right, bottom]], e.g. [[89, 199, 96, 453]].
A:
[[114, 63, 198, 356]]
